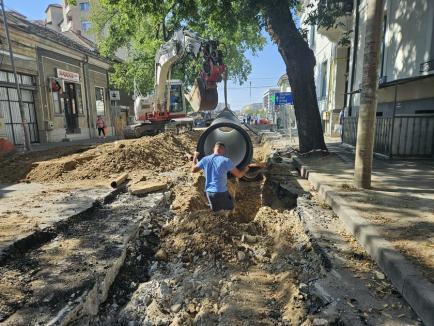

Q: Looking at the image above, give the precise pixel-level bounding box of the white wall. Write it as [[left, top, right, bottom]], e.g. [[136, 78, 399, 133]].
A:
[[348, 0, 434, 116], [383, 0, 434, 81]]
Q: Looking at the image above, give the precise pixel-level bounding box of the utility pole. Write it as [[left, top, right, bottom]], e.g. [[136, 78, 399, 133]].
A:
[[1, 0, 32, 151], [353, 0, 384, 189], [249, 81, 251, 103]]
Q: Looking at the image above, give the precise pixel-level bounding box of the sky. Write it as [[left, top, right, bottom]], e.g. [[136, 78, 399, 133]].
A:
[[6, 0, 287, 111]]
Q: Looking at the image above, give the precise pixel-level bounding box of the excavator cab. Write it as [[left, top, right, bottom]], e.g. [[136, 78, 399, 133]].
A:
[[166, 80, 187, 116]]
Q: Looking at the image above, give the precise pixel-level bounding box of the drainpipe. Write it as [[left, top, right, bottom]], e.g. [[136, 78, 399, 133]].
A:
[[388, 83, 398, 158], [348, 0, 360, 117], [81, 55, 92, 139], [196, 109, 253, 169]]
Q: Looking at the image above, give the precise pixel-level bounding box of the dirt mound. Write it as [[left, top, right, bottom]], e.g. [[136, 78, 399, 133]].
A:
[[0, 145, 92, 184], [26, 131, 200, 183], [170, 174, 208, 214]]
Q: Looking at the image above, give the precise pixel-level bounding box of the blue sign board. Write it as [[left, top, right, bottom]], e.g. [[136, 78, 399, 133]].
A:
[[274, 92, 293, 105]]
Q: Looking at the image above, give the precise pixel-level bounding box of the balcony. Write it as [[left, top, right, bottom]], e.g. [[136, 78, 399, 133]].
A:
[[317, 0, 353, 43]]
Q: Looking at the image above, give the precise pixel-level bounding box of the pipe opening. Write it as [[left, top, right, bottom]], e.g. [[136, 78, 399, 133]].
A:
[[197, 122, 253, 169]]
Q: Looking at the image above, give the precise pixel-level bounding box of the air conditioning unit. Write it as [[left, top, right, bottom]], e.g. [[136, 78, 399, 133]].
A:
[[45, 120, 54, 131], [379, 76, 387, 85]]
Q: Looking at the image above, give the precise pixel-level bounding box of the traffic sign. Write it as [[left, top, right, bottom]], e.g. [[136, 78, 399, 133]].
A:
[[110, 90, 121, 101], [274, 92, 293, 105]]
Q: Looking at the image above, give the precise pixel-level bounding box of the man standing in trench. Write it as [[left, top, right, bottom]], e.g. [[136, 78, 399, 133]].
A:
[[192, 142, 248, 212]]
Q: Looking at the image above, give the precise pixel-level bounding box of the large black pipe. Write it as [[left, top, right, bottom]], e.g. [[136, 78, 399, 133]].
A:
[[196, 109, 253, 169]]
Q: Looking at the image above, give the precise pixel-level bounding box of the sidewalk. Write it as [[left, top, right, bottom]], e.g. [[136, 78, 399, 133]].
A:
[[0, 181, 114, 262], [16, 136, 119, 153], [291, 137, 434, 325], [296, 138, 434, 281]]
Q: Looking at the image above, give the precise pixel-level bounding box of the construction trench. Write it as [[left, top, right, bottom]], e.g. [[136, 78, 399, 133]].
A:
[[0, 126, 424, 325]]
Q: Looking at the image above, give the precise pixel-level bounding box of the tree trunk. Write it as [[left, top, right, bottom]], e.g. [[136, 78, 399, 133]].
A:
[[260, 1, 327, 153], [354, 0, 384, 189]]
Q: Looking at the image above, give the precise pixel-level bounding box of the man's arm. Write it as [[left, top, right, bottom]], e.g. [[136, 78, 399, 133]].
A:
[[230, 166, 249, 178], [191, 151, 201, 173]]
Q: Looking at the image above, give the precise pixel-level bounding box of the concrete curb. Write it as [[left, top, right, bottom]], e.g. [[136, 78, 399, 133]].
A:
[[0, 187, 121, 264], [292, 156, 434, 326]]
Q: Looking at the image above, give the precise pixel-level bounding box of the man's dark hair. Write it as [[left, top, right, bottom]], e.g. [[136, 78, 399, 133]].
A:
[[215, 141, 225, 148]]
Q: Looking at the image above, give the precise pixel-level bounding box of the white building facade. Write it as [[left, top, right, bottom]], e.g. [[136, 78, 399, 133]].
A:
[[262, 88, 280, 123], [302, 0, 434, 157], [276, 74, 296, 132], [301, 1, 351, 137]]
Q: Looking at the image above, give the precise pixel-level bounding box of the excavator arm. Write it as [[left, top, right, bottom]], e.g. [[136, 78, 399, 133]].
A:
[[154, 29, 226, 112]]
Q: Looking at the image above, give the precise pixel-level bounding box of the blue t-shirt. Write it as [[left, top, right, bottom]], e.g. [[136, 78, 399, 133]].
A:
[[197, 154, 235, 193]]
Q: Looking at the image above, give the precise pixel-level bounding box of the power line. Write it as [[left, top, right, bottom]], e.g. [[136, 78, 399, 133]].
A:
[[226, 85, 277, 90]]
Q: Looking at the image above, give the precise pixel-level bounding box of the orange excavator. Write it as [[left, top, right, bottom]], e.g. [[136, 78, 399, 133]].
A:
[[124, 29, 226, 138]]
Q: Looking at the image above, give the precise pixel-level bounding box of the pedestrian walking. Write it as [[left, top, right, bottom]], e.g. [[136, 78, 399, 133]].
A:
[[96, 115, 107, 139]]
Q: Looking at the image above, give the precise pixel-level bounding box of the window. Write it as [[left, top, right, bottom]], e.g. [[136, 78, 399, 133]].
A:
[[52, 91, 62, 114], [0, 70, 33, 85], [81, 20, 91, 31], [95, 87, 105, 116], [79, 2, 90, 11], [0, 71, 7, 82], [169, 84, 184, 113], [320, 61, 328, 99]]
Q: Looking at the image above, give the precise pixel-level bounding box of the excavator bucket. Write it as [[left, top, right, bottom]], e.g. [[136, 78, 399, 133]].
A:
[[186, 77, 218, 112]]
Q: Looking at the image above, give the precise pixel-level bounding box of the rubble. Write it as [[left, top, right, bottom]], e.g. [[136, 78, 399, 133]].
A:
[[129, 180, 168, 195], [0, 130, 422, 326]]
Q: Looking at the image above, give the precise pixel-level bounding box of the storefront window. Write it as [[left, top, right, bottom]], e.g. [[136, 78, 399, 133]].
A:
[[52, 91, 62, 114], [95, 87, 105, 116], [0, 71, 33, 85], [0, 71, 7, 82]]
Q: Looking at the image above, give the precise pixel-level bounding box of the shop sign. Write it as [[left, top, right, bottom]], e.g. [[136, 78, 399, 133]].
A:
[[57, 68, 80, 82]]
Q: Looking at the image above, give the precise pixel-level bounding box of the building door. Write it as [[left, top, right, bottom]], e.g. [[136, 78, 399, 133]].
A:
[[64, 82, 79, 133], [0, 71, 39, 144]]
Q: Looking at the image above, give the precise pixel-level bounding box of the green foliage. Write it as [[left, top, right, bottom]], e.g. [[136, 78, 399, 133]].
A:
[[304, 0, 354, 45], [90, 0, 267, 93], [241, 103, 266, 117], [89, 0, 347, 94]]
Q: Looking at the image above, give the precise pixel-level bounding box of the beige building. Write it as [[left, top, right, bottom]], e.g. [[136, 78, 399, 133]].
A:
[[262, 87, 280, 123], [41, 1, 128, 60], [40, 1, 95, 42], [0, 11, 113, 145]]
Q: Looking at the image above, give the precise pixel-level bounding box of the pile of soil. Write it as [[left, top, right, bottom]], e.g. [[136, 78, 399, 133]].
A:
[[0, 145, 92, 184], [26, 131, 200, 183]]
